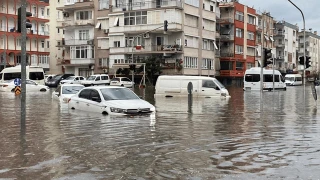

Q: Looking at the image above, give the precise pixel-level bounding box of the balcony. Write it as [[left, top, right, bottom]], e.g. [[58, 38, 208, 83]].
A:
[[57, 59, 71, 65], [220, 70, 244, 77], [110, 23, 182, 34], [217, 17, 234, 24], [220, 34, 234, 41], [110, 44, 183, 55], [57, 58, 95, 65], [63, 39, 94, 46], [274, 31, 285, 36], [276, 42, 285, 47], [111, 0, 183, 12], [57, 0, 94, 11], [220, 52, 234, 57], [61, 19, 95, 28]]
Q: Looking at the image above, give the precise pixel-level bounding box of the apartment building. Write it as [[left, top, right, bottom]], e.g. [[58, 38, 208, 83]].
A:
[[218, 0, 256, 84], [297, 30, 320, 73], [107, 0, 220, 76], [273, 20, 298, 73], [56, 0, 109, 77], [255, 11, 275, 67], [0, 0, 50, 72]]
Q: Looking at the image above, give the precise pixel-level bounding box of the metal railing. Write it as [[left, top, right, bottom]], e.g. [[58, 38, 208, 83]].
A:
[[65, 0, 93, 5], [64, 39, 94, 46], [111, 0, 182, 12], [220, 52, 234, 57]]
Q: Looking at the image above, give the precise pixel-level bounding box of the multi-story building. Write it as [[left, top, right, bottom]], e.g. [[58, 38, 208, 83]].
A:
[[297, 30, 320, 73], [107, 0, 220, 76], [56, 0, 109, 77], [0, 0, 50, 72], [273, 20, 298, 73], [217, 0, 257, 85], [255, 11, 275, 67]]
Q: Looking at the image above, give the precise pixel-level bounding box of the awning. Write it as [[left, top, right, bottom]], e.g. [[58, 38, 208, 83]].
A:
[[114, 17, 119, 26], [269, 36, 274, 42], [95, 22, 101, 29], [213, 41, 218, 50], [264, 35, 269, 41]]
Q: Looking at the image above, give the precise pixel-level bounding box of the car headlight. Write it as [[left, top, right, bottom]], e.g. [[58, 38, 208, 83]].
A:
[[110, 107, 127, 113]]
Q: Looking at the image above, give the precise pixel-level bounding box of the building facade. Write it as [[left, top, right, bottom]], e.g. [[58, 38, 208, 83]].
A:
[[255, 11, 275, 67], [297, 30, 320, 74], [273, 20, 298, 73], [0, 0, 50, 72], [218, 0, 256, 85]]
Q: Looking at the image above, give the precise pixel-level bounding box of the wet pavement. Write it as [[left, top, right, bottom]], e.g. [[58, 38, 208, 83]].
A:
[[0, 85, 320, 179]]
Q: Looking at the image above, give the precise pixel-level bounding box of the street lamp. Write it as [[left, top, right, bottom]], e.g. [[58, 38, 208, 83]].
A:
[[288, 0, 306, 86]]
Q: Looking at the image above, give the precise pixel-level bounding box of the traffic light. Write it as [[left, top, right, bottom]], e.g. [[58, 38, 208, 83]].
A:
[[306, 56, 311, 68], [129, 64, 136, 71], [263, 48, 272, 67], [164, 20, 168, 32], [17, 7, 32, 33], [299, 56, 305, 65]]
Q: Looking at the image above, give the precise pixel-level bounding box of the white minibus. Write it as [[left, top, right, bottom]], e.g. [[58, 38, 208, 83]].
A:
[[0, 65, 45, 85], [155, 75, 230, 98], [243, 67, 286, 91], [285, 74, 302, 86]]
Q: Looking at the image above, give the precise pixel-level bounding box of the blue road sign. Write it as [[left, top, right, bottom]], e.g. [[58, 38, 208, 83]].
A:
[[14, 78, 21, 86]]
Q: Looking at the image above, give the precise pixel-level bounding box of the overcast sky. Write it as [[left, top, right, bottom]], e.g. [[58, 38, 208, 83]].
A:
[[239, 0, 319, 32]]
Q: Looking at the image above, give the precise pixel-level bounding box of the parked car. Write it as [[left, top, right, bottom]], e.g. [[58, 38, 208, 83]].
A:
[[46, 74, 74, 87], [60, 76, 86, 85], [0, 79, 49, 92], [68, 86, 155, 115], [52, 84, 85, 103], [44, 74, 56, 83], [81, 74, 110, 87], [110, 77, 134, 87]]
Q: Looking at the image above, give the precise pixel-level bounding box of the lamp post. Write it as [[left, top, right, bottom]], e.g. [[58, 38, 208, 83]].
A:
[[288, 0, 306, 87]]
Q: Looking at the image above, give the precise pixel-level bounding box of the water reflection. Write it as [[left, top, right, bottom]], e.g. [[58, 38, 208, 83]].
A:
[[1, 86, 320, 179]]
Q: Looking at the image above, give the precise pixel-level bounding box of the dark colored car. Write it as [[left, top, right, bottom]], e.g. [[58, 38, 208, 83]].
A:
[[45, 74, 74, 87]]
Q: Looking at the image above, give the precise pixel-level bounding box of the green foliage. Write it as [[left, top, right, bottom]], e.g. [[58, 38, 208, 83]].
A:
[[137, 56, 162, 84]]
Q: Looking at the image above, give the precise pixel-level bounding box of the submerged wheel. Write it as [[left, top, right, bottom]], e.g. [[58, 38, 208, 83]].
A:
[[121, 84, 124, 87], [102, 111, 108, 115]]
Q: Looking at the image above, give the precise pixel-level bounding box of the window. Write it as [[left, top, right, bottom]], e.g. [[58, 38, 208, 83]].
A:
[[185, 14, 198, 27], [210, 5, 213, 11], [47, 9, 49, 16], [124, 11, 147, 25], [57, 28, 60, 33], [76, 11, 92, 20], [79, 30, 89, 40], [247, 15, 255, 25], [202, 80, 218, 89], [17, 39, 21, 46], [236, 28, 243, 38], [29, 72, 44, 81], [99, 0, 109, 9], [41, 8, 44, 16], [236, 62, 243, 70], [185, 0, 199, 7], [79, 89, 91, 99], [70, 46, 95, 59], [47, 41, 49, 48], [202, 59, 213, 69], [184, 56, 198, 69], [41, 40, 45, 48], [247, 31, 254, 40], [34, 40, 37, 48], [3, 73, 21, 80], [293, 30, 296, 36], [114, 41, 120, 47], [101, 76, 109, 80], [235, 45, 243, 54], [203, 40, 208, 50], [245, 74, 260, 82], [235, 11, 244, 21], [220, 61, 233, 70], [90, 90, 101, 101]]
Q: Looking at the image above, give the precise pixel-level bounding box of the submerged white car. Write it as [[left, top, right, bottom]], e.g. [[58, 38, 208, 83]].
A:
[[110, 77, 134, 88], [0, 79, 49, 92], [68, 86, 155, 115], [52, 84, 85, 103], [60, 76, 86, 85]]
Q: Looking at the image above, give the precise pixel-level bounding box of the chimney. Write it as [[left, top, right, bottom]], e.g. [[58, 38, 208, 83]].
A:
[[314, 31, 317, 35]]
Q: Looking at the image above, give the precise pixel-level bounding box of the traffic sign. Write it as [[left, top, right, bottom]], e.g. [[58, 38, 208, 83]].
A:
[[14, 78, 21, 86], [14, 86, 21, 95]]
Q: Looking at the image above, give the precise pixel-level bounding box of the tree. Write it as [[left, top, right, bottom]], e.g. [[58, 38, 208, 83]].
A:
[[137, 56, 162, 85]]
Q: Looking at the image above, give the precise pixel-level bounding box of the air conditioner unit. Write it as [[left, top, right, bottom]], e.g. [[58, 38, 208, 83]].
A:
[[104, 29, 109, 34], [143, 33, 150, 38], [87, 40, 93, 45]]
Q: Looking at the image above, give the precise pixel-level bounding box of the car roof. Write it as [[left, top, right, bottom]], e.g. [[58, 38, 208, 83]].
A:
[[82, 86, 126, 90], [61, 84, 85, 87], [89, 74, 109, 76]]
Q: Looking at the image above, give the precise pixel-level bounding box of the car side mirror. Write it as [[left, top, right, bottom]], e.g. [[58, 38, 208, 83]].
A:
[[54, 91, 59, 97], [92, 96, 101, 102]]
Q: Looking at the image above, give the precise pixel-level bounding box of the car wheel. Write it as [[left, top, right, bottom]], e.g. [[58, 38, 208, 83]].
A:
[[121, 84, 124, 87], [40, 88, 47, 92], [102, 111, 108, 115], [284, 87, 286, 91]]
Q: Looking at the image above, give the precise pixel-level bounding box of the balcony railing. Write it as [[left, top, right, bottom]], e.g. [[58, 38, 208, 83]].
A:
[[217, 17, 234, 24], [220, 34, 234, 41], [274, 31, 285, 36], [62, 19, 95, 27], [110, 44, 183, 54], [111, 0, 182, 12], [64, 39, 94, 46], [65, 0, 93, 5], [220, 52, 234, 57]]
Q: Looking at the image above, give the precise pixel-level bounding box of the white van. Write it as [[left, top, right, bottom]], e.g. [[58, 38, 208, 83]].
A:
[[243, 67, 286, 91], [155, 75, 230, 98], [285, 74, 302, 86], [0, 65, 45, 85]]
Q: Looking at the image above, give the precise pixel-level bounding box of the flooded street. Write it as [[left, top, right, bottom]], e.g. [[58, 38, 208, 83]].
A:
[[0, 86, 320, 179]]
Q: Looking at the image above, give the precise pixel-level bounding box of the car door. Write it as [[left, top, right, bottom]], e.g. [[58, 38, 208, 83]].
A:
[[76, 89, 92, 111], [123, 78, 132, 87], [74, 77, 80, 84], [87, 89, 104, 113], [95, 76, 101, 85], [101, 75, 109, 85], [200, 80, 221, 97], [26, 80, 38, 91]]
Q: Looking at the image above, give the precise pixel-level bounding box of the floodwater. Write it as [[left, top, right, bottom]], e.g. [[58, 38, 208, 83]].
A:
[[0, 85, 320, 179]]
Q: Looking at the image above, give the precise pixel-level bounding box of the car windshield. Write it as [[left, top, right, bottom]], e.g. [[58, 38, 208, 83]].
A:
[[213, 79, 225, 89], [62, 86, 84, 94], [65, 76, 75, 80], [111, 78, 120, 81], [285, 77, 294, 81], [87, 76, 96, 80], [54, 75, 63, 80], [100, 88, 140, 101]]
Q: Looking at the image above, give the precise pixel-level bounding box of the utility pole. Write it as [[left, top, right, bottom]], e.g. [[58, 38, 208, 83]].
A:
[[260, 20, 264, 93], [20, 0, 27, 129]]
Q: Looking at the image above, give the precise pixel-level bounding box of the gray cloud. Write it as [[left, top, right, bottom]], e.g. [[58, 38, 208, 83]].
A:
[[239, 0, 320, 32]]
